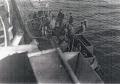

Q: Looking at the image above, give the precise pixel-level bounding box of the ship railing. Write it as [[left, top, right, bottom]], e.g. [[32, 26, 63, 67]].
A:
[[78, 35, 91, 46], [52, 34, 103, 83], [70, 35, 98, 70], [77, 36, 93, 58]]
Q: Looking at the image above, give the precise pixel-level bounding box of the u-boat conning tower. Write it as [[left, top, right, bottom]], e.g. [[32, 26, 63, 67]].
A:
[[0, 0, 103, 83]]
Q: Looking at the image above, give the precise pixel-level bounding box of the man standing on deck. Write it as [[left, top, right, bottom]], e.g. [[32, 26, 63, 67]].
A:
[[44, 14, 50, 36], [57, 9, 64, 27], [68, 13, 73, 25], [33, 12, 37, 19], [75, 22, 86, 34], [50, 14, 56, 29], [66, 24, 74, 51], [68, 12, 75, 34]]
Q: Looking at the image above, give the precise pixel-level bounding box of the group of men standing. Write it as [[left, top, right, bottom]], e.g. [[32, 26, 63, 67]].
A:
[[34, 9, 74, 37], [56, 9, 73, 27], [30, 9, 86, 51], [55, 9, 87, 51]]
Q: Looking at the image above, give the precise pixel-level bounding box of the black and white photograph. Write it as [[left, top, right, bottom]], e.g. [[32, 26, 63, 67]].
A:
[[0, 0, 120, 83]]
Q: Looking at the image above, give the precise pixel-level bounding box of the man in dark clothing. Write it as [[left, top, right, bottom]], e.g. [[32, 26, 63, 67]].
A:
[[57, 9, 64, 27], [38, 11, 43, 17], [33, 12, 37, 19], [44, 14, 50, 27], [75, 22, 85, 34], [43, 14, 50, 36], [66, 24, 73, 51], [84, 19, 87, 29], [69, 13, 73, 25]]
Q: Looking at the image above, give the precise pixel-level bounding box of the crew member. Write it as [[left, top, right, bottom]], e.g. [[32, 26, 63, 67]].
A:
[[66, 24, 73, 51], [84, 19, 88, 29], [68, 13, 73, 25], [50, 14, 56, 29], [75, 22, 85, 34], [44, 14, 50, 36], [57, 9, 64, 27], [33, 12, 37, 19], [38, 10, 43, 17]]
